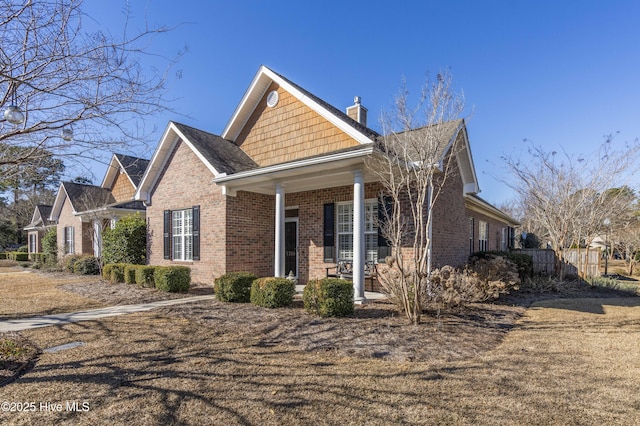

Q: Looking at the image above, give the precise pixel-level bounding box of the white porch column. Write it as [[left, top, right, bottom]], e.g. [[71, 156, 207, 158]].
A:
[[274, 183, 285, 277], [353, 170, 366, 303]]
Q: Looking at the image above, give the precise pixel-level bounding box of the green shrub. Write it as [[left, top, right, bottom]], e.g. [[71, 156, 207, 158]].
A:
[[103, 263, 127, 283], [303, 278, 354, 317], [251, 277, 296, 308], [214, 272, 257, 302], [41, 228, 57, 265], [63, 254, 84, 272], [6, 252, 28, 261], [0, 253, 6, 260], [102, 214, 147, 265], [17, 245, 28, 253], [124, 265, 140, 284], [471, 251, 533, 279], [73, 255, 100, 275], [29, 253, 45, 263], [135, 266, 156, 288], [154, 266, 191, 293]]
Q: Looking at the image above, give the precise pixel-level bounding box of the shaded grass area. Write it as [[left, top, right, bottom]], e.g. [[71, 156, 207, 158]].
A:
[[0, 296, 639, 425]]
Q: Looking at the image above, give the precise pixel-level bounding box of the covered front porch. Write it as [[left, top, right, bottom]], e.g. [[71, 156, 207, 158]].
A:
[[214, 146, 382, 302]]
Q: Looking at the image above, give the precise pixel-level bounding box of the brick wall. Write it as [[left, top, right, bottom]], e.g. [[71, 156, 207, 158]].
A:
[[431, 159, 470, 268], [466, 209, 510, 254], [56, 196, 86, 256], [235, 82, 361, 167], [225, 191, 275, 277], [147, 139, 227, 284]]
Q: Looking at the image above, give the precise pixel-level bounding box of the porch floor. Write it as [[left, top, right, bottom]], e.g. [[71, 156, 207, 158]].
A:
[[294, 285, 387, 301]]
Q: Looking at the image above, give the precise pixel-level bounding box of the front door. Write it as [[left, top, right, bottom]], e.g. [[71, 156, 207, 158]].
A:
[[284, 219, 298, 277]]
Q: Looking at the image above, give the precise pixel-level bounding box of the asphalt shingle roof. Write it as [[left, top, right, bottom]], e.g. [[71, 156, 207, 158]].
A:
[[114, 154, 150, 188], [62, 181, 116, 213], [172, 122, 258, 174]]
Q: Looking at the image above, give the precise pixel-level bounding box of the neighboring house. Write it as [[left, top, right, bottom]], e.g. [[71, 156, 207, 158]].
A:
[[24, 204, 55, 256], [49, 153, 149, 257], [135, 65, 518, 298]]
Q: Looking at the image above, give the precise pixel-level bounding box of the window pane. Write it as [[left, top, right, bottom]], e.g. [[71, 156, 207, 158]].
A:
[[173, 236, 182, 260], [338, 234, 353, 260], [365, 233, 378, 262]]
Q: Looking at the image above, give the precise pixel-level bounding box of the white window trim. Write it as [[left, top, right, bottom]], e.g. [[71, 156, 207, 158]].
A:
[[65, 226, 75, 255], [336, 199, 378, 262], [479, 221, 488, 252], [172, 209, 193, 261]]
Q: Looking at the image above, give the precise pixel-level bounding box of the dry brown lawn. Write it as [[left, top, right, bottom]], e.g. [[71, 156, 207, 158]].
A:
[[0, 269, 639, 425]]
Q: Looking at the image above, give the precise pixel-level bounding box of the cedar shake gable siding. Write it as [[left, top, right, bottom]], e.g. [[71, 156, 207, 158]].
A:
[[234, 82, 365, 167]]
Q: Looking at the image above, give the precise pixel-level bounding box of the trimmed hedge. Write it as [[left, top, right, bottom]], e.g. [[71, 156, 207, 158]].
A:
[[154, 266, 191, 293], [303, 278, 354, 317], [214, 272, 257, 303], [135, 266, 157, 288], [124, 265, 140, 284], [6, 252, 29, 262], [73, 256, 100, 275], [103, 263, 127, 283], [250, 277, 296, 308]]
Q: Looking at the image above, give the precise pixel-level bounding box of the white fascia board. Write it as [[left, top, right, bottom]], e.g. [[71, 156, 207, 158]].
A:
[[213, 146, 374, 185], [222, 65, 271, 140], [49, 184, 71, 221], [100, 154, 119, 189], [135, 123, 178, 202], [171, 124, 222, 178]]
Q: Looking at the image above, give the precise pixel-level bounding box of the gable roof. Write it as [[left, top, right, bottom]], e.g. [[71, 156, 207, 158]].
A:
[[50, 181, 116, 221], [135, 121, 257, 203], [376, 119, 479, 195], [222, 65, 378, 145], [101, 153, 150, 190], [24, 204, 55, 230], [172, 122, 257, 175]]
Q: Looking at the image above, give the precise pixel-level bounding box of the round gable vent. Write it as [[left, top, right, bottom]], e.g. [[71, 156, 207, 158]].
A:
[[266, 90, 279, 107]]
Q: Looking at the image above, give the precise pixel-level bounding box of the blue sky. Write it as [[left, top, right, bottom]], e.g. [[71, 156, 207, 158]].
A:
[[81, 0, 640, 206]]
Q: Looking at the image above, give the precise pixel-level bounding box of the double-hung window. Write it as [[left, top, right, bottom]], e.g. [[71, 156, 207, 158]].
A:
[[172, 209, 193, 261], [478, 221, 488, 252], [64, 226, 75, 255], [336, 200, 378, 262]]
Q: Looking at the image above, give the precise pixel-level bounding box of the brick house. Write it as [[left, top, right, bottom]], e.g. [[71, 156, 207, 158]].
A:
[[136, 66, 518, 299], [49, 153, 149, 257], [24, 204, 55, 257]]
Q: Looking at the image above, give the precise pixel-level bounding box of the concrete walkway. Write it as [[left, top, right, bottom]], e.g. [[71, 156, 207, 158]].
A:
[[0, 286, 386, 333], [0, 295, 216, 332]]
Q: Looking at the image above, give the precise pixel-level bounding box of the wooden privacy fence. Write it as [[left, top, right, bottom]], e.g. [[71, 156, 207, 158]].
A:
[[563, 248, 601, 278], [512, 249, 556, 275], [512, 248, 602, 277]]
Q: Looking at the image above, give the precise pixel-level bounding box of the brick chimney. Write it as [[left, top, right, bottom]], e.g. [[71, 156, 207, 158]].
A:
[[346, 96, 367, 127]]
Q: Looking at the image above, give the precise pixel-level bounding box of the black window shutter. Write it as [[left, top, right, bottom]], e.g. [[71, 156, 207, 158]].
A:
[[377, 195, 392, 261], [192, 205, 200, 261], [163, 210, 172, 260], [323, 203, 335, 262]]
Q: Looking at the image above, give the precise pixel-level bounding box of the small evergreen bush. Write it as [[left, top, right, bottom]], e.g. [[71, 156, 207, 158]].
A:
[[135, 266, 156, 288], [124, 265, 140, 284], [250, 277, 296, 308], [303, 278, 354, 317], [103, 263, 127, 283], [63, 254, 84, 272], [154, 266, 191, 292], [102, 214, 146, 265], [73, 255, 100, 275], [41, 228, 57, 265], [214, 272, 257, 302]]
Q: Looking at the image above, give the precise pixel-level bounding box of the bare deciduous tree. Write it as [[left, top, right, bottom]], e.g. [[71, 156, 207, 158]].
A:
[[369, 70, 465, 325], [502, 137, 640, 278], [0, 0, 184, 180]]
